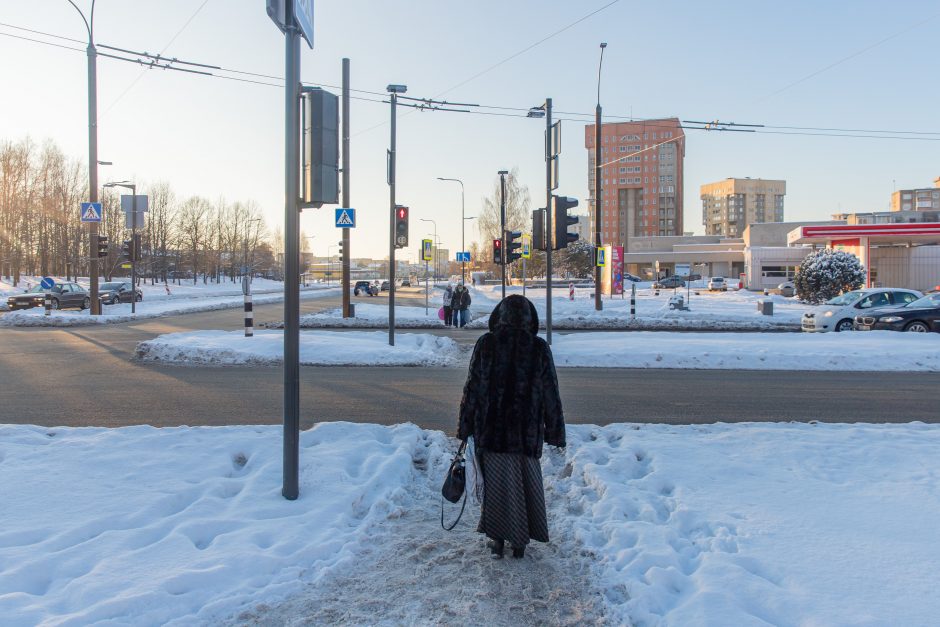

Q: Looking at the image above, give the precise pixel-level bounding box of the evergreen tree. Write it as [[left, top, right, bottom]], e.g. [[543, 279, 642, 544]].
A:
[[795, 248, 865, 304]]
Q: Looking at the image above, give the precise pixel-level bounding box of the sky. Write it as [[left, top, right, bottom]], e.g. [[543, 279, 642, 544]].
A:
[[1, 0, 938, 263]]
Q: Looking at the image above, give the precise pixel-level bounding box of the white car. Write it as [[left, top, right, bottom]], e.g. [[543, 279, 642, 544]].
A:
[[707, 277, 727, 291], [778, 280, 796, 297], [800, 288, 923, 332]]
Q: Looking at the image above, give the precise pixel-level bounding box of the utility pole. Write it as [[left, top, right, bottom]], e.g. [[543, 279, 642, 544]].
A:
[[387, 84, 407, 346], [341, 58, 351, 317], [498, 170, 508, 299], [595, 42, 607, 312], [544, 98, 554, 345]]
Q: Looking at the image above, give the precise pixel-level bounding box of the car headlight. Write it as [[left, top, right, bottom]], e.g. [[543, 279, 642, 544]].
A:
[[880, 316, 902, 323], [823, 311, 834, 317]]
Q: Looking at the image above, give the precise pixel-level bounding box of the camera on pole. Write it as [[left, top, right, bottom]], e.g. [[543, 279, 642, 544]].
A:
[[532, 208, 546, 251], [96, 235, 109, 258], [492, 238, 503, 264], [552, 195, 579, 250], [394, 205, 409, 248], [505, 230, 523, 263]]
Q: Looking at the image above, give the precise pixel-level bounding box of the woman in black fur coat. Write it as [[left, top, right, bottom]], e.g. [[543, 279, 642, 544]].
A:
[[457, 294, 566, 559]]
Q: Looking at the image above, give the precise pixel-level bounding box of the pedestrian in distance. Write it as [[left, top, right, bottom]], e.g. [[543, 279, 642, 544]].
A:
[[457, 294, 566, 559], [451, 283, 472, 328], [442, 283, 454, 327]]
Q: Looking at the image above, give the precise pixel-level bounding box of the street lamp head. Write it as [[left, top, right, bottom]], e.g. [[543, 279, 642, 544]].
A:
[[387, 84, 407, 93], [97, 160, 112, 166], [527, 107, 546, 119], [600, 42, 607, 49], [498, 170, 509, 176]]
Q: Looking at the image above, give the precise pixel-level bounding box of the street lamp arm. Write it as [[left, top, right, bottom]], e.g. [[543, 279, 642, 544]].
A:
[[66, 0, 94, 42]]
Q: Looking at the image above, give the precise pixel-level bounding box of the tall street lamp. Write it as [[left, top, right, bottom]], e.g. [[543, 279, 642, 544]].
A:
[[594, 42, 607, 312], [498, 170, 509, 299], [419, 218, 437, 280], [102, 180, 137, 314], [437, 177, 465, 283]]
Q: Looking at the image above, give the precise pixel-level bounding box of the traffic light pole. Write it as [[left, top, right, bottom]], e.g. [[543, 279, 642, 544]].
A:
[[595, 42, 606, 312], [131, 188, 137, 314], [498, 170, 508, 300], [544, 98, 553, 345], [341, 58, 351, 318], [388, 89, 399, 347]]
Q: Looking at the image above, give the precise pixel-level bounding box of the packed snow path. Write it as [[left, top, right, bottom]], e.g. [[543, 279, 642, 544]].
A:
[[231, 444, 609, 626]]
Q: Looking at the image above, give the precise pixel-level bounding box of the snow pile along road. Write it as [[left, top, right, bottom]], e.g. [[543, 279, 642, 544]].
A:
[[3, 422, 937, 626], [135, 330, 464, 367], [549, 330, 940, 371], [268, 303, 447, 329]]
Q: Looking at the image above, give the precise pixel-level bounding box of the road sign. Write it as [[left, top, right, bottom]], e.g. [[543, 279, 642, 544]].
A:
[[40, 276, 55, 289], [422, 239, 433, 262], [596, 247, 607, 267], [521, 234, 531, 259], [295, 0, 315, 48], [456, 251, 471, 262], [335, 208, 356, 228], [80, 202, 102, 223], [120, 263, 132, 269], [125, 212, 146, 229], [120, 195, 149, 213]]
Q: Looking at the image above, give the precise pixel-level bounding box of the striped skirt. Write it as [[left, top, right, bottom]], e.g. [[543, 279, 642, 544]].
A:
[[476, 451, 549, 548]]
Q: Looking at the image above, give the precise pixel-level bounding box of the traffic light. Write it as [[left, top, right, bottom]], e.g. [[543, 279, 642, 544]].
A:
[[505, 230, 523, 264], [552, 195, 579, 250], [532, 208, 546, 251], [133, 233, 142, 261], [338, 239, 345, 259], [96, 235, 109, 258], [394, 205, 409, 249], [492, 238, 503, 264], [301, 87, 339, 207], [121, 239, 133, 261]]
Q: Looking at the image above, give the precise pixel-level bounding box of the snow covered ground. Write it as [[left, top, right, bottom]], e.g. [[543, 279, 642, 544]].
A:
[[2, 421, 937, 626], [0, 276, 338, 327], [134, 329, 940, 372], [135, 330, 462, 367], [270, 303, 447, 329]]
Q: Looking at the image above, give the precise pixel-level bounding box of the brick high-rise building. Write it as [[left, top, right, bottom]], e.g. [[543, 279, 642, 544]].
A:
[[700, 177, 786, 237], [585, 118, 685, 245]]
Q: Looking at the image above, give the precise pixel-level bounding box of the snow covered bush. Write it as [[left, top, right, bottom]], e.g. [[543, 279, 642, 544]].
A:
[[794, 248, 865, 304]]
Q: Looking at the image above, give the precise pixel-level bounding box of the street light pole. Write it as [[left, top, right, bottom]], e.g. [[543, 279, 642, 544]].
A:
[[594, 42, 607, 312], [437, 177, 465, 283], [498, 170, 508, 300]]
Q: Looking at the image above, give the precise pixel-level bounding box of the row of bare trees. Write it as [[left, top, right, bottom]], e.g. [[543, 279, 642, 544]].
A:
[[0, 137, 279, 286]]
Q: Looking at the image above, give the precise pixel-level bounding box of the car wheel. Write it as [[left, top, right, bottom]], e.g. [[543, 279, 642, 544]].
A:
[[50, 298, 59, 310], [835, 319, 853, 332], [81, 297, 90, 310], [135, 294, 142, 302], [110, 296, 119, 305], [354, 288, 360, 296], [904, 321, 929, 333]]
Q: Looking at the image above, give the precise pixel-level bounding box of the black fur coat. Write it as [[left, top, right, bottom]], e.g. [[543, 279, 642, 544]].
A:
[[457, 295, 566, 457]]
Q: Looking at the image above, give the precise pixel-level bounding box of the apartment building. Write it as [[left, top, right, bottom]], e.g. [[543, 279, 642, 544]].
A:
[[890, 178, 940, 212], [584, 118, 686, 244], [700, 177, 786, 237]]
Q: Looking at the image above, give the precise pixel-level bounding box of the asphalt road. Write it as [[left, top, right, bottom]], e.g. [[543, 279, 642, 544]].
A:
[[1, 291, 937, 429]]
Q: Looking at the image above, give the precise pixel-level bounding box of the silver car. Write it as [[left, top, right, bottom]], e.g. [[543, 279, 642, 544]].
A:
[[801, 288, 922, 332]]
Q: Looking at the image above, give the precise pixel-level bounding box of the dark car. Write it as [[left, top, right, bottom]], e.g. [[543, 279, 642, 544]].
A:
[[854, 292, 940, 333], [6, 282, 90, 311], [99, 281, 142, 305], [353, 280, 378, 296], [380, 280, 390, 291], [623, 273, 642, 283], [653, 276, 685, 289]]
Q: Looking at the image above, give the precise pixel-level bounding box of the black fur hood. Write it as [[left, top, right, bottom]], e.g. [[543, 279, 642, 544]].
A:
[[488, 294, 539, 335]]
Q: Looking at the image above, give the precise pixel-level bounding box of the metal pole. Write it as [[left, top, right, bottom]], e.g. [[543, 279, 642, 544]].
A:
[[460, 182, 465, 284], [499, 171, 507, 300], [282, 4, 301, 501], [87, 39, 101, 315], [595, 43, 606, 312], [545, 98, 553, 345], [425, 259, 429, 315], [631, 282, 636, 319], [342, 58, 351, 318], [388, 92, 397, 347], [522, 256, 526, 297], [131, 185, 137, 314]]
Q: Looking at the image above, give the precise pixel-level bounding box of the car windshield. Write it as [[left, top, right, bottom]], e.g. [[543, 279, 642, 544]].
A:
[[825, 291, 863, 306], [100, 283, 124, 290], [905, 293, 940, 309], [26, 285, 47, 293]]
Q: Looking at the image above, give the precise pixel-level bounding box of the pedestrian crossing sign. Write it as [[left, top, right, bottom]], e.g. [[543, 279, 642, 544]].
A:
[[80, 202, 102, 222], [422, 239, 433, 261], [335, 208, 356, 228], [596, 247, 607, 267]]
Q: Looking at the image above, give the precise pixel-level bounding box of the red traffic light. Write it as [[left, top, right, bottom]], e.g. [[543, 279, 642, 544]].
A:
[[494, 239, 501, 248], [397, 207, 407, 219]]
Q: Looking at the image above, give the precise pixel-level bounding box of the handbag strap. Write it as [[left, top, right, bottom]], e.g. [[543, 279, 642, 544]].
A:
[[441, 488, 467, 531]]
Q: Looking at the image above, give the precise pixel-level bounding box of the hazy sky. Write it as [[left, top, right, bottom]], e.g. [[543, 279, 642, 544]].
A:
[[1, 1, 937, 262]]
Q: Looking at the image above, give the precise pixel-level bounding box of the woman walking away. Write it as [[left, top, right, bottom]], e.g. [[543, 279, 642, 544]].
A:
[[457, 295, 565, 559], [442, 283, 454, 327], [451, 283, 472, 328]]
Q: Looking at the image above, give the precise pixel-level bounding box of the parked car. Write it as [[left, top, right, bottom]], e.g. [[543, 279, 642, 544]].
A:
[[778, 280, 796, 297], [380, 280, 390, 292], [707, 277, 727, 291], [98, 281, 142, 305], [854, 292, 940, 333], [623, 272, 642, 283], [353, 280, 378, 296], [801, 288, 922, 332], [6, 282, 90, 311], [653, 276, 685, 289], [401, 279, 411, 287]]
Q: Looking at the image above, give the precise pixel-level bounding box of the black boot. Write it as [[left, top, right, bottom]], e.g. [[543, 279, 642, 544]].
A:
[[511, 546, 525, 559], [488, 539, 504, 559]]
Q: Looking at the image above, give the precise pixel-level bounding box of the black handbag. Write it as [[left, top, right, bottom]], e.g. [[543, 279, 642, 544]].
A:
[[441, 440, 468, 530]]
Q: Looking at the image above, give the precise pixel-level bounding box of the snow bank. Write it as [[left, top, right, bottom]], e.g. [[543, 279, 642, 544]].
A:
[[0, 422, 445, 626], [135, 330, 463, 367], [549, 330, 940, 371], [268, 303, 447, 329], [3, 422, 938, 626], [0, 286, 339, 327]]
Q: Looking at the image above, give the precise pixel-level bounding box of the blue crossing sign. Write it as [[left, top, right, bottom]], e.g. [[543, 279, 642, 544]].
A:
[[80, 202, 102, 223], [335, 208, 356, 228]]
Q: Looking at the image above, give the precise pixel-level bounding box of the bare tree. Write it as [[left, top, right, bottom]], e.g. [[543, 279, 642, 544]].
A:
[[478, 167, 531, 244]]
